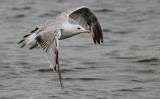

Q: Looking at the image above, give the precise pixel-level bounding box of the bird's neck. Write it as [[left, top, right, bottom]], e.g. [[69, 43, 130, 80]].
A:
[[60, 22, 80, 40]]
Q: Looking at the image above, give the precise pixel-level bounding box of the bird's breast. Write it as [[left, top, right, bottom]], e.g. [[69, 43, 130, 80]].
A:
[[59, 31, 74, 40]]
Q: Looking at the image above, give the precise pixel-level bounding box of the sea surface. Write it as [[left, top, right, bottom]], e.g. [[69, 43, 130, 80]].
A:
[[0, 0, 160, 99]]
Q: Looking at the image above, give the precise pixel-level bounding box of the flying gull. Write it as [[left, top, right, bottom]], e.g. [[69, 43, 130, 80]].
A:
[[18, 6, 103, 88]]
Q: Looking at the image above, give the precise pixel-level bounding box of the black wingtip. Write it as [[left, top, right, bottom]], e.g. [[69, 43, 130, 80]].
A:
[[101, 39, 103, 43], [17, 39, 24, 44], [30, 28, 39, 33], [54, 66, 57, 71], [20, 44, 25, 48], [23, 34, 30, 38]]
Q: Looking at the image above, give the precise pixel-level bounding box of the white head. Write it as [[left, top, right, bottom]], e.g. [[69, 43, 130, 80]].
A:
[[62, 22, 91, 34], [71, 25, 91, 34]]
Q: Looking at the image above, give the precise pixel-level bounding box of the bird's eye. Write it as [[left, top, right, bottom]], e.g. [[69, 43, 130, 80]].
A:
[[77, 27, 81, 29]]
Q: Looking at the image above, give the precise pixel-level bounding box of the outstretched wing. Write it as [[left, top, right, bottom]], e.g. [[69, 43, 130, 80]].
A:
[[36, 29, 63, 88], [62, 6, 103, 44]]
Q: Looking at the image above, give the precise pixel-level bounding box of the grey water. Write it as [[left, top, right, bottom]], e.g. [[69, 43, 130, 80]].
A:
[[0, 0, 160, 99]]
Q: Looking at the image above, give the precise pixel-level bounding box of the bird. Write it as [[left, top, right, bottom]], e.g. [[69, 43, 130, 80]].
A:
[[18, 6, 103, 88]]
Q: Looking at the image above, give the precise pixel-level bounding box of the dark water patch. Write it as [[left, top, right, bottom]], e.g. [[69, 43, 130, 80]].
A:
[[2, 65, 11, 68], [64, 77, 105, 81], [116, 87, 145, 92], [61, 69, 74, 73], [102, 29, 111, 32], [80, 61, 97, 65], [136, 69, 156, 74], [9, 72, 20, 76], [36, 68, 53, 72], [135, 58, 159, 63], [112, 29, 136, 34], [96, 97, 107, 99], [12, 7, 32, 10], [36, 68, 73, 73], [132, 87, 144, 90], [94, 9, 114, 13], [15, 62, 29, 65], [131, 79, 145, 83], [48, 95, 59, 98], [61, 77, 105, 81], [78, 78, 105, 81], [112, 30, 132, 34], [114, 56, 139, 60], [63, 78, 74, 81], [74, 67, 88, 70], [21, 66, 32, 69], [113, 31, 128, 34], [13, 14, 26, 18], [73, 45, 90, 49], [116, 89, 134, 92]]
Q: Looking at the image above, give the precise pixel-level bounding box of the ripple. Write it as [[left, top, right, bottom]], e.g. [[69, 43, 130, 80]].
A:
[[74, 67, 87, 70], [78, 78, 105, 81], [2, 65, 11, 68], [12, 7, 32, 10], [36, 68, 53, 72], [36, 68, 73, 73], [135, 58, 159, 63], [63, 78, 74, 81], [61, 69, 74, 73], [15, 62, 29, 66], [94, 9, 114, 13], [116, 88, 138, 92], [115, 56, 139, 60], [48, 96, 58, 98], [136, 69, 156, 74], [114, 87, 146, 93], [131, 79, 145, 83], [80, 61, 97, 65], [13, 14, 26, 18], [103, 29, 111, 32]]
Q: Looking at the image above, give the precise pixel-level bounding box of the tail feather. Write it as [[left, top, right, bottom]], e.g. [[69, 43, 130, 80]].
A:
[[18, 33, 37, 48]]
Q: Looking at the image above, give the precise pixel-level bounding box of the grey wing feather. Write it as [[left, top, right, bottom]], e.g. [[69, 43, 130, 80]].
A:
[[62, 6, 103, 44], [36, 28, 63, 88]]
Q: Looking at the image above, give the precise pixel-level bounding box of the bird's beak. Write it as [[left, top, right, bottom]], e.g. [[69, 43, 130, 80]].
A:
[[84, 30, 91, 34]]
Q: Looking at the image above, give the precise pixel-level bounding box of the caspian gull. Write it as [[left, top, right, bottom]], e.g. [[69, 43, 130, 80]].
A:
[[18, 6, 103, 88]]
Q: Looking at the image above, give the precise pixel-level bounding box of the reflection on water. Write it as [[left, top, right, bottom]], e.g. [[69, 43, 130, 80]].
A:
[[0, 0, 160, 99]]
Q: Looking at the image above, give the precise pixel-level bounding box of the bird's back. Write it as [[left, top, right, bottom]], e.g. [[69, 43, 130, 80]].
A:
[[39, 14, 67, 30]]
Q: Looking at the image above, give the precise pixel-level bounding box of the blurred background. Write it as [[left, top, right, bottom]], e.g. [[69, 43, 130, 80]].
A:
[[0, 0, 160, 99]]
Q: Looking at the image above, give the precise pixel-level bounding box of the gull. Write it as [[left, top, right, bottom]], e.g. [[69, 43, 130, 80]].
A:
[[18, 6, 103, 88]]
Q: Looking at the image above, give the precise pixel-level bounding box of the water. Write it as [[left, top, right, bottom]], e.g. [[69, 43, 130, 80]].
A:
[[0, 0, 160, 99]]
